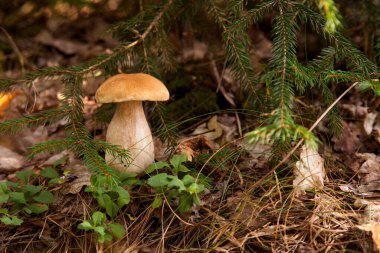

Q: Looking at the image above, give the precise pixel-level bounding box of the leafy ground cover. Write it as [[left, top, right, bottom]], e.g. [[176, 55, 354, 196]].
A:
[[0, 1, 380, 252]]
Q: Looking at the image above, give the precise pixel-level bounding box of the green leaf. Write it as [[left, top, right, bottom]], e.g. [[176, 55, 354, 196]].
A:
[[94, 226, 106, 236], [0, 208, 8, 214], [170, 154, 187, 171], [16, 170, 34, 183], [0, 194, 9, 203], [146, 161, 170, 174], [21, 184, 42, 196], [1, 216, 23, 226], [78, 220, 93, 231], [147, 173, 170, 188], [167, 176, 186, 191], [92, 211, 106, 226], [9, 192, 26, 204], [48, 178, 61, 185], [181, 175, 195, 186], [152, 196, 163, 208], [0, 182, 8, 193], [178, 193, 193, 213], [40, 167, 59, 179], [109, 222, 126, 239], [33, 191, 54, 204], [187, 183, 205, 194], [25, 203, 49, 214], [176, 165, 190, 173], [103, 232, 113, 243], [102, 195, 119, 218], [116, 187, 130, 207], [192, 194, 201, 206]]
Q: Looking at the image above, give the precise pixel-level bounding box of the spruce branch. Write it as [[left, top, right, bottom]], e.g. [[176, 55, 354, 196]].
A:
[[28, 138, 75, 158], [0, 107, 68, 134], [206, 0, 258, 98], [0, 0, 174, 91]]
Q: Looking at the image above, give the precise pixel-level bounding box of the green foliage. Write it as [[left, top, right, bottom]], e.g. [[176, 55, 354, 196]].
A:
[[146, 154, 206, 213], [316, 0, 342, 33], [77, 211, 126, 244], [0, 166, 61, 225], [0, 1, 378, 223], [84, 174, 136, 218]]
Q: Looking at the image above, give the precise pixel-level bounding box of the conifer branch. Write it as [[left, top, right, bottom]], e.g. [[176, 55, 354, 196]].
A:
[[0, 107, 68, 134]]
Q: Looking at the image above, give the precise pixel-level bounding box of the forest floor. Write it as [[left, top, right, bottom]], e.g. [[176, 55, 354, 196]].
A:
[[0, 2, 379, 253]]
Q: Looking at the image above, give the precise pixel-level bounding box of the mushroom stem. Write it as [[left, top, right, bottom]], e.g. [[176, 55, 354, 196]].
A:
[[105, 101, 154, 174]]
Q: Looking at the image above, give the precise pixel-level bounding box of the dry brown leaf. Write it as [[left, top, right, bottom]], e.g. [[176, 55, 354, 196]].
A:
[[183, 40, 207, 61], [176, 136, 215, 162], [35, 30, 90, 55], [192, 116, 223, 141], [60, 164, 91, 194], [332, 121, 363, 154], [355, 199, 380, 223], [357, 222, 380, 251], [0, 146, 25, 172], [355, 153, 380, 193], [293, 144, 325, 196], [364, 112, 378, 135]]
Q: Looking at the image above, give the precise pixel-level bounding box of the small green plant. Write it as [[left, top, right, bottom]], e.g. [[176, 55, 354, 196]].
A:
[[146, 154, 206, 213], [84, 173, 137, 218], [77, 211, 126, 243], [0, 166, 61, 225]]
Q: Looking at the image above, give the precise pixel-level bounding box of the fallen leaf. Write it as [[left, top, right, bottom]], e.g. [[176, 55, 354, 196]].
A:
[[60, 164, 91, 194], [355, 199, 380, 223], [357, 222, 380, 251], [293, 144, 325, 196], [35, 30, 90, 55], [176, 136, 215, 162], [364, 112, 378, 135], [0, 146, 25, 172], [183, 40, 207, 61], [332, 121, 363, 154], [356, 153, 380, 193], [192, 116, 223, 141]]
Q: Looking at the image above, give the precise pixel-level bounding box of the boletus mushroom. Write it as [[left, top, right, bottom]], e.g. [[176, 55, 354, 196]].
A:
[[95, 73, 169, 174]]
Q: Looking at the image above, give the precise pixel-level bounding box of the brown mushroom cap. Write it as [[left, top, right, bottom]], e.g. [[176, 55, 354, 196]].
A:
[[95, 73, 169, 103]]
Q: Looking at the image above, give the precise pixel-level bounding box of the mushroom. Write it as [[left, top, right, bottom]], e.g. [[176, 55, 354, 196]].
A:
[[95, 73, 169, 174]]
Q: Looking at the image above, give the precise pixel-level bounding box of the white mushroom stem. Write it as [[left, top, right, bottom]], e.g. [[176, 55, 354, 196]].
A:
[[105, 101, 154, 174]]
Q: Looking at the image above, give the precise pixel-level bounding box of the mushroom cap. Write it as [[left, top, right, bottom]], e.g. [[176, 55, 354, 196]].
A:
[[95, 73, 169, 103]]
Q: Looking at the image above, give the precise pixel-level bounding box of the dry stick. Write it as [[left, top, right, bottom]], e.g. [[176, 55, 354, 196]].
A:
[[163, 194, 193, 226], [247, 81, 359, 193]]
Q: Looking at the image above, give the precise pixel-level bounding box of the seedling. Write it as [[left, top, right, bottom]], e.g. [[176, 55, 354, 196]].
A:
[[78, 211, 126, 243], [0, 166, 60, 225], [146, 154, 206, 213]]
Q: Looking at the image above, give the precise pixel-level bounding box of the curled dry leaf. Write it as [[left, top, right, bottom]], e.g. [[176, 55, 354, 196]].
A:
[[192, 116, 223, 141], [176, 135, 215, 162], [293, 144, 325, 196]]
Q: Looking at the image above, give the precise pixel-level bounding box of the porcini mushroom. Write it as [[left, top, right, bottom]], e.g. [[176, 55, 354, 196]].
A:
[[95, 73, 169, 174]]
